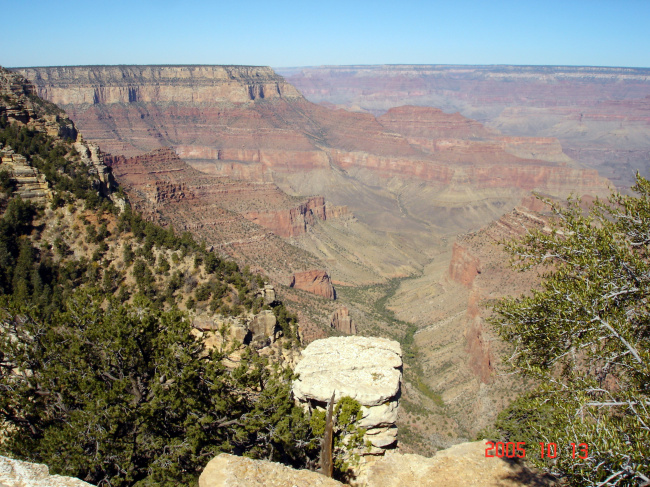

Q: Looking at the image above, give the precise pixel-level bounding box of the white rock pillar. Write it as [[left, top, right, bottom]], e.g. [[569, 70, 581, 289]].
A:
[[292, 336, 403, 451]]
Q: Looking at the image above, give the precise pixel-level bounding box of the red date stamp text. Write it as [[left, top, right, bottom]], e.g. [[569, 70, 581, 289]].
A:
[[485, 441, 589, 459]]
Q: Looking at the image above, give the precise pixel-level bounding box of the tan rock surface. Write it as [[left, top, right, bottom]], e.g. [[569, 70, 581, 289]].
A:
[[293, 336, 402, 407], [362, 441, 555, 487], [0, 456, 93, 487], [198, 453, 343, 487], [249, 309, 279, 347], [293, 336, 403, 452]]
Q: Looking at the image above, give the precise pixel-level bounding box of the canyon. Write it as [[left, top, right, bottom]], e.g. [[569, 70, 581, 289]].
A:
[[10, 64, 619, 452], [279, 64, 650, 189]]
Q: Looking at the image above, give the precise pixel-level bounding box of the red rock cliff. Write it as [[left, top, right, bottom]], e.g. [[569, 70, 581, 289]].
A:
[[289, 270, 336, 300], [245, 196, 327, 238], [448, 243, 482, 288], [330, 307, 356, 334]]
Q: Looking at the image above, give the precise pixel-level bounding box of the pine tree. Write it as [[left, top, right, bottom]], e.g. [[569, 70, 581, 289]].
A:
[[491, 175, 650, 486], [0, 291, 316, 486]]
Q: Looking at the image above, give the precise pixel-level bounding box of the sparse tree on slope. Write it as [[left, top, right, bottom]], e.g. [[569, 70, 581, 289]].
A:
[[491, 175, 650, 487]]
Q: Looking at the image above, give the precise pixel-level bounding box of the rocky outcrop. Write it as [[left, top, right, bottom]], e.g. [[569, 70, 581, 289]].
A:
[[360, 440, 555, 487], [199, 453, 343, 487], [0, 456, 93, 487], [198, 440, 553, 487], [193, 307, 282, 350], [74, 138, 116, 197], [249, 309, 280, 347], [256, 284, 277, 304], [0, 145, 51, 202], [293, 336, 402, 451], [16, 65, 303, 106], [245, 196, 327, 237], [330, 307, 356, 334], [464, 289, 494, 384], [0, 68, 118, 204], [1, 67, 76, 140], [448, 242, 481, 287], [289, 270, 336, 299]]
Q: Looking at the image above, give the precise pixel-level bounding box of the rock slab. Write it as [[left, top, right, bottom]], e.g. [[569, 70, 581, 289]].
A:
[[361, 440, 555, 487], [0, 456, 93, 487], [199, 453, 343, 487]]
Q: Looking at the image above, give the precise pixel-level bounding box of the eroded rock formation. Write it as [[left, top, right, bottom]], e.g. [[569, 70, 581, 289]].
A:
[[105, 147, 330, 281], [289, 270, 336, 299], [0, 68, 117, 204], [16, 65, 611, 211], [0, 146, 51, 202], [293, 336, 402, 450], [281, 64, 649, 189], [330, 307, 356, 334], [245, 196, 327, 237], [197, 440, 553, 487]]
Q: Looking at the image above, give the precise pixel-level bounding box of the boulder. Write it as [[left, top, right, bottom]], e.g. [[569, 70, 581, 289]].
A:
[[196, 441, 554, 487], [249, 310, 279, 347], [293, 336, 402, 452], [0, 456, 93, 487], [364, 426, 399, 448], [257, 284, 276, 304], [361, 441, 555, 487], [293, 336, 402, 407], [199, 453, 343, 487]]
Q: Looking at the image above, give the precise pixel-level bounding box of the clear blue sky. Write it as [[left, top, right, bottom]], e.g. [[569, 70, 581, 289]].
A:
[[2, 0, 649, 68]]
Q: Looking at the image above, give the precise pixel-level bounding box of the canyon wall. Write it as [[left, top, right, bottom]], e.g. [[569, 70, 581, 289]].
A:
[[16, 65, 302, 106], [279, 64, 650, 189], [14, 65, 610, 219]]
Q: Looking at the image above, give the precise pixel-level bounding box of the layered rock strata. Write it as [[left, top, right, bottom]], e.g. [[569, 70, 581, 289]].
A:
[[15, 66, 611, 200], [289, 270, 336, 299], [448, 242, 482, 288], [293, 336, 402, 450], [281, 64, 648, 189], [106, 148, 333, 238], [0, 68, 117, 204], [105, 147, 330, 282], [0, 145, 51, 202]]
